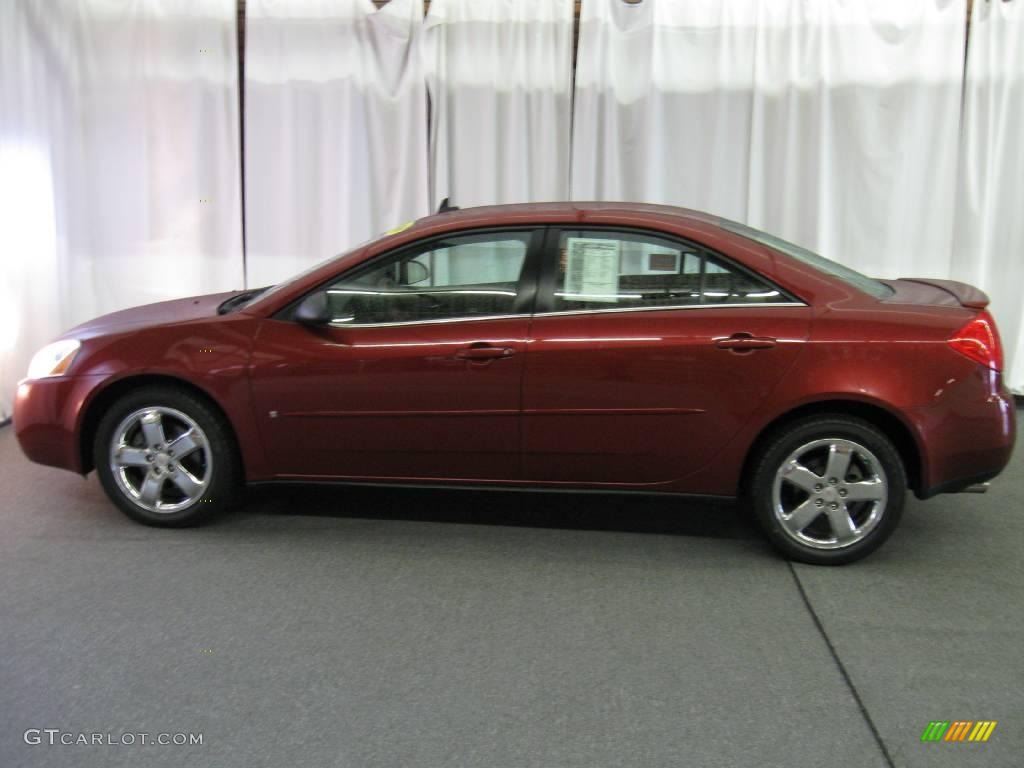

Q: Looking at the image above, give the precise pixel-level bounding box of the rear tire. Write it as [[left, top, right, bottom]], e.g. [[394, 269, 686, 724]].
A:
[[94, 386, 240, 527], [749, 415, 906, 565]]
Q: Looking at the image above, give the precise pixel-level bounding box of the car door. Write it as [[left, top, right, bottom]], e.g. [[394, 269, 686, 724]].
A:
[[248, 228, 543, 481], [521, 227, 811, 487]]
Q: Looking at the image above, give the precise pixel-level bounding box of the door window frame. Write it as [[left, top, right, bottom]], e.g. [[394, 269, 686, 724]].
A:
[[533, 225, 806, 316], [275, 226, 548, 327]]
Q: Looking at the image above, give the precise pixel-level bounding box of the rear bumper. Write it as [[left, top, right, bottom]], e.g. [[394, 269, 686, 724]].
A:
[[911, 368, 1016, 499], [917, 471, 1000, 499], [13, 375, 106, 474]]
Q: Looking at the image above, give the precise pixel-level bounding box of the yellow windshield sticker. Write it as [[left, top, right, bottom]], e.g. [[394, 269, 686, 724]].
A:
[[384, 221, 414, 236]]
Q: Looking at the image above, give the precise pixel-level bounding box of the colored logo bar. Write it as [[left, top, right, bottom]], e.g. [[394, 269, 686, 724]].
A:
[[921, 721, 997, 743]]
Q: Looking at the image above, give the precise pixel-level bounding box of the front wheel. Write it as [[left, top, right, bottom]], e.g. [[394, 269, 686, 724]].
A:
[[749, 415, 906, 565], [94, 386, 240, 527]]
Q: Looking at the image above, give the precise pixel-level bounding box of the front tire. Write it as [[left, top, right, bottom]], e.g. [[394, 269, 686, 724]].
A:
[[94, 386, 240, 527], [749, 415, 906, 565]]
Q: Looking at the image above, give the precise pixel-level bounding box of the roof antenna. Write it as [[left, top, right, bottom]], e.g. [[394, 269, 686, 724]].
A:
[[437, 197, 459, 214]]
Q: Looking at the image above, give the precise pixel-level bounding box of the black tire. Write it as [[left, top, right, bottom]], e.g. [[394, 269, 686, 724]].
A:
[[748, 415, 906, 565], [93, 386, 241, 527]]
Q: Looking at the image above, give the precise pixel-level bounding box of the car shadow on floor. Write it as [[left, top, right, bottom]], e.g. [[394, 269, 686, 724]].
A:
[[241, 483, 760, 541]]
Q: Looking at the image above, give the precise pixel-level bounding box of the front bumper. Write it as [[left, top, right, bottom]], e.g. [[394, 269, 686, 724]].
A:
[[13, 375, 106, 474]]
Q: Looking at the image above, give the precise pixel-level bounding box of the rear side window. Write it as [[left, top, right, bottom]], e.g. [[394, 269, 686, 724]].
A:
[[549, 230, 787, 313]]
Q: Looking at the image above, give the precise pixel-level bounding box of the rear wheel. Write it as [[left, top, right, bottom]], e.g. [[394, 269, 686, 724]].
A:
[[94, 386, 240, 526], [749, 415, 906, 565]]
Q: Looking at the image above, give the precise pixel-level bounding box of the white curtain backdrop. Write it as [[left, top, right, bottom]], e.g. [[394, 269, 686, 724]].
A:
[[572, 0, 965, 280], [746, 0, 965, 280], [0, 0, 66, 420], [2, 0, 1020, 419], [952, 0, 1024, 394], [572, 0, 760, 220], [0, 0, 243, 420], [423, 0, 574, 209], [244, 0, 429, 287]]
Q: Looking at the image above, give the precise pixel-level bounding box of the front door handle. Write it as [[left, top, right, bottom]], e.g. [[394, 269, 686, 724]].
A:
[[715, 333, 777, 352], [455, 344, 515, 361]]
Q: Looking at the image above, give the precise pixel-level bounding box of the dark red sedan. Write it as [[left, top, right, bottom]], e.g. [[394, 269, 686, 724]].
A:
[[14, 203, 1015, 564]]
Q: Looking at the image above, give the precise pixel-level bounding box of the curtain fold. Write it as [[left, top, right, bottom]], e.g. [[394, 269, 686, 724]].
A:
[[572, 0, 966, 281], [0, 0, 243, 420], [746, 0, 966, 280], [952, 0, 1024, 393], [243, 0, 429, 288], [424, 0, 574, 209], [571, 0, 759, 218]]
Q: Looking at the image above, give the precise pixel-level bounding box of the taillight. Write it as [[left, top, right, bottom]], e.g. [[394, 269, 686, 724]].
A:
[[948, 310, 1003, 371]]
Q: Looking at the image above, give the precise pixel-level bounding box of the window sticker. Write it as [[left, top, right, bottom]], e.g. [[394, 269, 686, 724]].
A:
[[564, 237, 621, 303]]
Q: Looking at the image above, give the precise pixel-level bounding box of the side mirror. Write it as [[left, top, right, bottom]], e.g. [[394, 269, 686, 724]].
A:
[[405, 260, 430, 285], [294, 291, 331, 326]]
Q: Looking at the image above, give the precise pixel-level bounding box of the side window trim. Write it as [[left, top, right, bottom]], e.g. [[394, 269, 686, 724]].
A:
[[511, 225, 547, 316], [276, 226, 545, 326], [529, 301, 808, 320], [533, 225, 805, 315]]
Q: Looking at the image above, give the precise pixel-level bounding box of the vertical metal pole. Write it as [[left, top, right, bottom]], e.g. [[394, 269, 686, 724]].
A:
[[237, 0, 248, 287]]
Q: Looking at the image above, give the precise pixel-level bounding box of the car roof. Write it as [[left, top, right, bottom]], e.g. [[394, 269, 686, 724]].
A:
[[418, 200, 723, 228]]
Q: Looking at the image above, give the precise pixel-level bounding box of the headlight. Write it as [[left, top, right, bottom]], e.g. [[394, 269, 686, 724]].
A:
[[27, 339, 81, 379]]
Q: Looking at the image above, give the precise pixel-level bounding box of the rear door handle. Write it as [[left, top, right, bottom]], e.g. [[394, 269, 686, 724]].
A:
[[715, 333, 777, 352], [455, 344, 515, 360]]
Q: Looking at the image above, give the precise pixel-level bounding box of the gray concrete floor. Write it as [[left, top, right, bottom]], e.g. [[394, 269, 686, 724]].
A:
[[1, 411, 1021, 768]]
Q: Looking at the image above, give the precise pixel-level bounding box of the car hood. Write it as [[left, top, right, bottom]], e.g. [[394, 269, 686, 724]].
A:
[[63, 291, 242, 340]]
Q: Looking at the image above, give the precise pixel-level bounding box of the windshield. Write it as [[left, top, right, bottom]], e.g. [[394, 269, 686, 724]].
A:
[[721, 220, 893, 299], [224, 238, 377, 313]]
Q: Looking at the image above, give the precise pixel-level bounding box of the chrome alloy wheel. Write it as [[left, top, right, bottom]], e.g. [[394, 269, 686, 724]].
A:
[[771, 438, 888, 550], [108, 406, 212, 513]]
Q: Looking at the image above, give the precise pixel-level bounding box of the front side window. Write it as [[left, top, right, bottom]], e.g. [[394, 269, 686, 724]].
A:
[[550, 230, 787, 313], [323, 231, 532, 325]]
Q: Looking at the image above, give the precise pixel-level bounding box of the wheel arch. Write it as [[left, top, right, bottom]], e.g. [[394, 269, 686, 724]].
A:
[[738, 398, 924, 496], [78, 374, 244, 477]]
